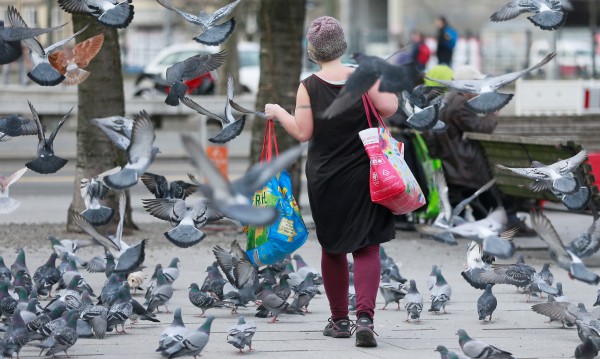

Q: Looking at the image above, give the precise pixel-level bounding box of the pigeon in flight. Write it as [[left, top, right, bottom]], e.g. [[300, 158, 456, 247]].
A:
[[0, 114, 41, 141], [104, 111, 159, 189], [426, 52, 556, 114], [531, 211, 600, 285], [498, 149, 588, 195], [155, 0, 241, 45], [477, 262, 558, 301], [58, 0, 135, 29], [79, 167, 119, 225], [0, 7, 66, 65], [181, 74, 246, 144], [25, 102, 73, 174], [0, 168, 27, 214], [401, 85, 446, 131], [49, 33, 104, 86], [323, 53, 417, 118], [8, 6, 90, 86], [565, 218, 600, 259], [164, 50, 226, 106], [181, 134, 305, 226], [140, 172, 198, 200], [491, 0, 570, 31], [89, 115, 133, 151]]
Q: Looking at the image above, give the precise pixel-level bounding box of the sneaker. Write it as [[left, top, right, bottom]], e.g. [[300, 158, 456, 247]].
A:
[[354, 317, 377, 347], [323, 318, 352, 338]]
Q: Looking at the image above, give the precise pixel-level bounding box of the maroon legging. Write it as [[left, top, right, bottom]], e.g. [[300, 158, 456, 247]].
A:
[[321, 244, 381, 321]]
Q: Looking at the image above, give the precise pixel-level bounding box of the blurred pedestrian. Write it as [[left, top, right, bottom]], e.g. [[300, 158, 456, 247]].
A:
[[410, 31, 430, 71], [435, 16, 457, 66], [264, 16, 398, 348]]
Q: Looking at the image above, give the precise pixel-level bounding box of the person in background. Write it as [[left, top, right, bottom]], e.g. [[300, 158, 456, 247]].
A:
[[435, 16, 457, 66], [264, 16, 398, 348], [410, 31, 430, 72]]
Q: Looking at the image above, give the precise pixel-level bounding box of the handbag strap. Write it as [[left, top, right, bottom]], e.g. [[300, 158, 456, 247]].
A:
[[260, 119, 279, 163], [361, 94, 386, 129]]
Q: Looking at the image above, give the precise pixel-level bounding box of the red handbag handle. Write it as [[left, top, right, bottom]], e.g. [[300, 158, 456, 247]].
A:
[[261, 119, 279, 163], [362, 94, 386, 129]]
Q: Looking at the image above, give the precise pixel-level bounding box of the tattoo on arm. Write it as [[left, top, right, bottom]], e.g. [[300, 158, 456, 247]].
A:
[[296, 105, 311, 109]]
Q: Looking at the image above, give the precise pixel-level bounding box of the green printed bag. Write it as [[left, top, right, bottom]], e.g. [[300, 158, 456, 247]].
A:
[[244, 119, 308, 266], [412, 132, 442, 220]]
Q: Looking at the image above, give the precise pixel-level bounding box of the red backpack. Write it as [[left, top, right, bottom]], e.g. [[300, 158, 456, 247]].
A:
[[417, 43, 431, 65]]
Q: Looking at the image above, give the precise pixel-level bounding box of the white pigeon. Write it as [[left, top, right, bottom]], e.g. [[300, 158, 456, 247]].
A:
[[0, 167, 27, 214]]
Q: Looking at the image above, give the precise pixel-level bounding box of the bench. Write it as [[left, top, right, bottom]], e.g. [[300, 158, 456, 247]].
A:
[[463, 132, 600, 213]]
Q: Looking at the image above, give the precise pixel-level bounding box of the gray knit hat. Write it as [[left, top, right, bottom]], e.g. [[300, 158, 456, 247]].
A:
[[306, 16, 347, 62]]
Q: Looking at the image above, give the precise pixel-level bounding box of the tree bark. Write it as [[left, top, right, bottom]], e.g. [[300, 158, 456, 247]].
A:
[[251, 0, 306, 198], [66, 16, 136, 232]]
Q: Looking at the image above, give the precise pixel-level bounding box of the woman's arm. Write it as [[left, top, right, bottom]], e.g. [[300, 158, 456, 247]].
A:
[[366, 79, 399, 119], [264, 83, 314, 142]]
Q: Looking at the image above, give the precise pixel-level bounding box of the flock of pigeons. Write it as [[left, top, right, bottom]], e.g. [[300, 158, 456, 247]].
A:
[[0, 0, 598, 358]]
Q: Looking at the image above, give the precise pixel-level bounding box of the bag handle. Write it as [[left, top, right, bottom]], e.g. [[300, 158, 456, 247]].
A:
[[261, 119, 279, 163], [362, 94, 386, 129]]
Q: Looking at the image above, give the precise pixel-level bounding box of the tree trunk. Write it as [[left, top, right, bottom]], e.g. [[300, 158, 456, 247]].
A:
[[66, 16, 136, 232], [251, 0, 306, 198], [216, 0, 241, 95]]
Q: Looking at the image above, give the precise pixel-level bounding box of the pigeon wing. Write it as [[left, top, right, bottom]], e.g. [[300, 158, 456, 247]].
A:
[[45, 24, 90, 55], [73, 33, 104, 69], [323, 65, 380, 118], [7, 6, 45, 57], [142, 198, 181, 222], [127, 111, 155, 164], [57, 0, 93, 14], [1, 167, 27, 191], [490, 0, 528, 21], [27, 101, 45, 143], [140, 172, 163, 196], [492, 52, 557, 89], [179, 50, 227, 81], [209, 0, 243, 24], [550, 149, 588, 174], [155, 0, 206, 26], [453, 178, 496, 218], [48, 107, 74, 145], [71, 210, 120, 251], [48, 51, 68, 74], [496, 164, 550, 180], [180, 97, 226, 123], [531, 211, 570, 260]]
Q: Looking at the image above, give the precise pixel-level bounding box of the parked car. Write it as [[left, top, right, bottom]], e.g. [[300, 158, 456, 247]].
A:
[[133, 41, 260, 97]]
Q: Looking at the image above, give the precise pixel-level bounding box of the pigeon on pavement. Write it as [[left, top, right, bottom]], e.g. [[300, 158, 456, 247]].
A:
[[188, 283, 231, 317], [157, 307, 187, 353], [575, 337, 598, 359], [477, 284, 497, 322], [163, 50, 226, 106], [49, 33, 104, 85], [426, 53, 556, 114], [429, 267, 452, 313], [379, 274, 407, 310], [35, 308, 79, 357], [0, 167, 27, 214], [181, 134, 305, 226], [531, 211, 600, 285], [155, 0, 241, 45], [25, 102, 73, 174], [498, 149, 588, 195], [146, 268, 174, 313], [181, 75, 246, 144], [477, 262, 558, 301], [2, 309, 29, 358], [33, 253, 61, 297], [491, 0, 570, 30], [226, 316, 256, 353], [107, 284, 134, 333], [58, 0, 135, 28], [104, 111, 159, 189], [457, 329, 515, 358], [159, 315, 214, 358], [404, 279, 423, 322]]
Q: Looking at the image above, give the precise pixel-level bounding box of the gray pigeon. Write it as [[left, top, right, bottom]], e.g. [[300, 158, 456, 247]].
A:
[[155, 0, 241, 45], [256, 292, 304, 323], [435, 345, 470, 359], [181, 74, 246, 144], [498, 150, 588, 195], [427, 264, 439, 293], [104, 111, 159, 189], [157, 307, 187, 353], [461, 241, 495, 290], [107, 284, 133, 333], [188, 283, 231, 317], [2, 309, 29, 358], [146, 269, 174, 313], [8, 6, 88, 86], [163, 50, 226, 106], [159, 315, 214, 358], [427, 52, 556, 114], [0, 11, 65, 65], [33, 253, 60, 297], [0, 167, 27, 214], [141, 173, 198, 200], [226, 316, 256, 353], [0, 257, 10, 281], [401, 85, 445, 131], [213, 245, 258, 311], [80, 301, 108, 339], [477, 284, 497, 322], [35, 309, 79, 357], [25, 102, 73, 174], [404, 279, 423, 322], [429, 268, 452, 313], [491, 0, 569, 30], [531, 301, 583, 327], [80, 168, 118, 225], [539, 263, 554, 287], [0, 114, 39, 139], [323, 53, 417, 118], [89, 115, 133, 151], [575, 337, 599, 359], [477, 262, 558, 301], [181, 134, 305, 226], [531, 211, 600, 285], [566, 218, 600, 259], [457, 329, 515, 359], [379, 274, 407, 310], [58, 0, 135, 28]]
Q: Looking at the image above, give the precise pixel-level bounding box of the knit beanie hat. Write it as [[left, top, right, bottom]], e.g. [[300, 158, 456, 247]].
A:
[[306, 16, 347, 62]]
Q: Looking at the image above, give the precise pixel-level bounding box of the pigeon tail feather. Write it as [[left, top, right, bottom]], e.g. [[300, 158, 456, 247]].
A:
[[406, 105, 439, 131], [28, 63, 65, 86], [165, 81, 187, 106], [193, 18, 236, 46], [81, 206, 114, 226], [0, 197, 21, 214], [208, 116, 246, 144], [97, 1, 135, 29], [104, 168, 138, 189], [63, 68, 90, 86], [527, 11, 567, 31], [164, 225, 206, 248], [552, 176, 578, 195], [465, 92, 513, 114], [26, 155, 68, 174]]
